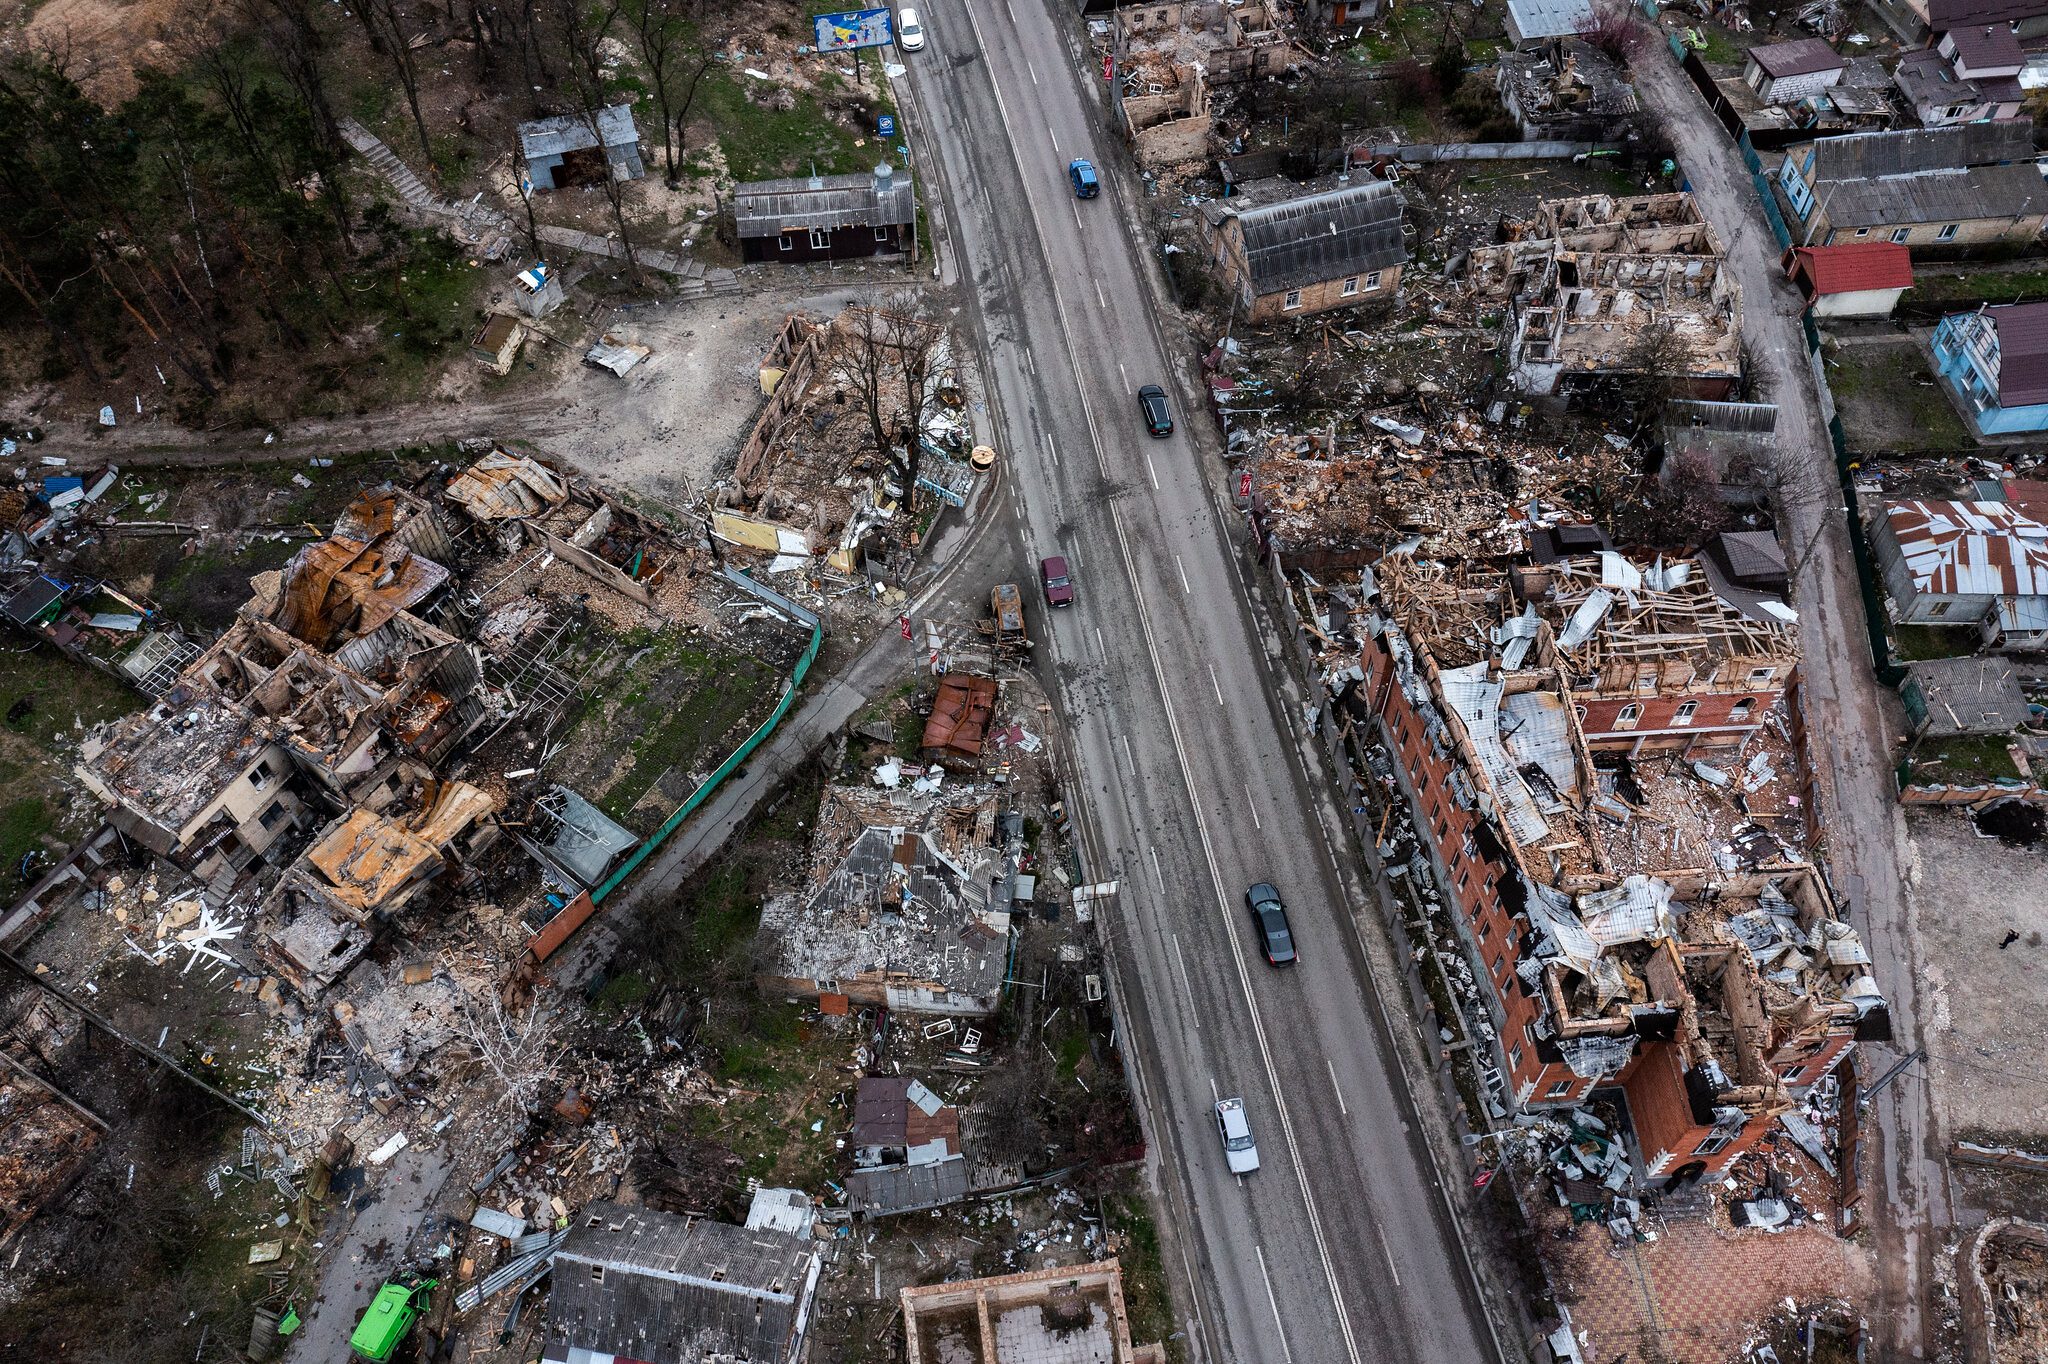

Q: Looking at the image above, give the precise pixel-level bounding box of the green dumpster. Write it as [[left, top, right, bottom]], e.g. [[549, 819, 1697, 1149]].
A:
[[348, 1280, 435, 1362]]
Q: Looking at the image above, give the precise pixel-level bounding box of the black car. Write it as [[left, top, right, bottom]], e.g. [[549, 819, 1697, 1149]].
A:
[[1245, 882, 1296, 966], [1138, 384, 1174, 437]]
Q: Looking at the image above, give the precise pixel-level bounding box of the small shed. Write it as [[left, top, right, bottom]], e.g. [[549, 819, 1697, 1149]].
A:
[[517, 105, 643, 192], [1744, 38, 1847, 104], [469, 314, 525, 374], [1905, 656, 2032, 737], [731, 165, 918, 264], [1786, 242, 1913, 318]]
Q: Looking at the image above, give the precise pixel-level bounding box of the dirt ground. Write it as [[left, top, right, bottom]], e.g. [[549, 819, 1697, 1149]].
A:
[[1904, 808, 2048, 1141], [1824, 335, 1972, 455]]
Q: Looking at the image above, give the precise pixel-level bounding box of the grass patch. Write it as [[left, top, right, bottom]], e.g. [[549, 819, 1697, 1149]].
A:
[[0, 796, 52, 873], [153, 537, 301, 632], [698, 67, 895, 182], [1102, 1182, 1183, 1361], [701, 1002, 840, 1190], [1912, 269, 2048, 306], [1692, 23, 1744, 64], [1893, 622, 1978, 662], [1826, 342, 1970, 453], [1911, 733, 2023, 785], [595, 640, 777, 824]]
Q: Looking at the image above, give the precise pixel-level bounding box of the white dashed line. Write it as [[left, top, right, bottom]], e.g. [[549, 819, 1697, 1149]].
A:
[[1254, 1246, 1296, 1364], [1145, 453, 1160, 490], [1327, 1058, 1349, 1116], [1150, 846, 1167, 892], [1209, 663, 1224, 706], [1048, 125, 1058, 153], [1245, 784, 1262, 830], [1094, 625, 1106, 662], [1097, 280, 1107, 308], [1027, 58, 1038, 84], [1172, 935, 1198, 1023], [1176, 555, 1191, 594], [1118, 362, 1130, 393], [1119, 733, 1136, 774], [1374, 1221, 1402, 1288], [1043, 431, 1058, 468]]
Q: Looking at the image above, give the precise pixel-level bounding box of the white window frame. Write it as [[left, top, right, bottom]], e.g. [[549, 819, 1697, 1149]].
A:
[[1853, 226, 1871, 238], [1616, 703, 1642, 730], [1747, 666, 1776, 686], [1891, 227, 1912, 244], [1937, 223, 1960, 242], [1693, 1132, 1735, 1156], [1283, 289, 1303, 310], [1673, 700, 1699, 726], [873, 226, 890, 242], [1729, 697, 1755, 724], [1364, 269, 1382, 290], [1342, 276, 1359, 296], [778, 234, 794, 252], [1546, 1079, 1573, 1098], [809, 226, 831, 249]]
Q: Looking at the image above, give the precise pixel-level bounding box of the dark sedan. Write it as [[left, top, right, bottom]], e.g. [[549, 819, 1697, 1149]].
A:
[[1040, 554, 1075, 607], [1245, 882, 1296, 966], [1137, 384, 1174, 437]]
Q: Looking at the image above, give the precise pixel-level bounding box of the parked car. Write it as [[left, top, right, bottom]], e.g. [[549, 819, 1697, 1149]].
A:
[[1138, 384, 1173, 437], [1214, 1097, 1260, 1174], [1244, 882, 1296, 966], [1068, 158, 1100, 198], [897, 7, 925, 50], [1040, 555, 1075, 607]]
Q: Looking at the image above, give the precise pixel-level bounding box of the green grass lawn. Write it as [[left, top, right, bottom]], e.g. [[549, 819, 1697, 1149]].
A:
[[1912, 269, 2048, 305], [1893, 622, 1980, 662], [596, 638, 779, 824], [1826, 342, 1971, 453], [1911, 733, 2024, 785], [698, 65, 897, 183]]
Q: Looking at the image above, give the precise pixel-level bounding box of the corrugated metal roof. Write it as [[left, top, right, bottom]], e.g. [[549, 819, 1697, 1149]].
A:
[[1988, 300, 2048, 405], [1506, 0, 1595, 39], [1946, 23, 2025, 71], [1929, 0, 2048, 30], [1805, 123, 2045, 229], [1885, 498, 2048, 598], [1749, 38, 1845, 78], [517, 105, 638, 160], [1228, 179, 1408, 295], [731, 171, 915, 237], [545, 1202, 814, 1364]]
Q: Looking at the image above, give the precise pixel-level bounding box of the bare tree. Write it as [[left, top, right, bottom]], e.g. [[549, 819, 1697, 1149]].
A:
[[627, 0, 719, 185], [1582, 0, 1651, 66], [360, 0, 434, 163], [455, 991, 567, 1116], [835, 294, 949, 544], [1660, 444, 1731, 549], [554, 0, 642, 285]]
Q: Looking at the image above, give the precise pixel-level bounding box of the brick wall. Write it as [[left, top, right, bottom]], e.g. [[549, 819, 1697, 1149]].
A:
[[1242, 264, 1403, 323], [1576, 687, 1775, 748]]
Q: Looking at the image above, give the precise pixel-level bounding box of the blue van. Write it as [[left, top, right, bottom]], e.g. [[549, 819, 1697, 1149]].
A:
[[1068, 158, 1100, 199]]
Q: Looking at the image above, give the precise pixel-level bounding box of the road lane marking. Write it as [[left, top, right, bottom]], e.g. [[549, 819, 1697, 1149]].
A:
[[1374, 1222, 1402, 1288], [1048, 125, 1058, 153], [1027, 58, 1038, 84], [1119, 733, 1136, 774], [1176, 554, 1190, 594], [1119, 361, 1130, 393], [1144, 453, 1160, 490], [1208, 1075, 1219, 1101], [1209, 663, 1224, 707], [1254, 1246, 1296, 1364], [1173, 935, 1198, 1023], [1245, 784, 1261, 830], [1094, 625, 1106, 661], [1097, 280, 1107, 308], [1150, 846, 1166, 892], [956, 14, 1366, 1358], [1327, 1058, 1349, 1116], [1072, 200, 1082, 231], [1043, 431, 1058, 468]]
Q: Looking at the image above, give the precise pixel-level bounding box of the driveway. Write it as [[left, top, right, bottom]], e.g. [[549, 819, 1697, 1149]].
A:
[[1632, 50, 1947, 1361], [285, 1141, 454, 1363]]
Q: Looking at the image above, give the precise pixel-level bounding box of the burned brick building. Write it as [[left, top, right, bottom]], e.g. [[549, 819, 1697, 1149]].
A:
[[1319, 554, 1886, 1183]]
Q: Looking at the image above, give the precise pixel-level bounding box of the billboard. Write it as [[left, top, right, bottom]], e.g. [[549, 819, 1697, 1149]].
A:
[[814, 7, 893, 51]]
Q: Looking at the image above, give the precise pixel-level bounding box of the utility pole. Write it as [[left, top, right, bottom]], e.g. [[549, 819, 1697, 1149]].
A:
[[0, 946, 273, 1130]]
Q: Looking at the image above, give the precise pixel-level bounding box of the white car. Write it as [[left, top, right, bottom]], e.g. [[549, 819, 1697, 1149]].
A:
[[897, 7, 926, 50], [1215, 1097, 1260, 1174]]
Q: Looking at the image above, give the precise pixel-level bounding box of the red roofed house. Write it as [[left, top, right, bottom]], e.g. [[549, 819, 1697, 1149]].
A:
[[1784, 242, 1914, 318], [1934, 299, 2048, 435], [1870, 498, 2048, 647]]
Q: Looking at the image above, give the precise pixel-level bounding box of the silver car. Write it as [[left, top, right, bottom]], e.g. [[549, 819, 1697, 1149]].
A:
[[1214, 1097, 1260, 1174]]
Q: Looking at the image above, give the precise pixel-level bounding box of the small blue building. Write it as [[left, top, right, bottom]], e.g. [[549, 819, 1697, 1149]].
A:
[[1933, 301, 2048, 435], [517, 105, 644, 192]]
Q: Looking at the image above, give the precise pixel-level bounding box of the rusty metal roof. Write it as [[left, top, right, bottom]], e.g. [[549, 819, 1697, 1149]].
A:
[[272, 498, 450, 649]]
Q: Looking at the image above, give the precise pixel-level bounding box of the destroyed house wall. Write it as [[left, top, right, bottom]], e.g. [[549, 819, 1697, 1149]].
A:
[[736, 314, 828, 492]]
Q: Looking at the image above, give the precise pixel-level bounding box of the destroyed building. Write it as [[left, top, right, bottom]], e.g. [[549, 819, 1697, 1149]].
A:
[[1196, 178, 1409, 322], [1467, 193, 1743, 401], [716, 309, 971, 576], [756, 786, 1008, 1015], [1110, 1, 1288, 167], [901, 1261, 1166, 1364], [541, 1200, 821, 1364], [847, 1075, 971, 1215], [1496, 39, 1641, 142], [1307, 551, 1884, 1184], [0, 1057, 101, 1239], [517, 104, 644, 191], [1872, 497, 2048, 649]]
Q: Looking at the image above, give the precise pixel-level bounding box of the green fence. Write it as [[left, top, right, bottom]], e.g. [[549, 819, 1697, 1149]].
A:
[[1827, 413, 1907, 687], [590, 574, 826, 904]]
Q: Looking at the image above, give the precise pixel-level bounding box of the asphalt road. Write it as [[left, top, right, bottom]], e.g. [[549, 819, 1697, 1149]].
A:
[[897, 5, 1500, 1362]]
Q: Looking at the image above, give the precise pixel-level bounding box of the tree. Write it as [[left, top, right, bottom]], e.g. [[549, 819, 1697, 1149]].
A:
[[627, 0, 719, 185], [455, 991, 567, 1118], [1660, 444, 1731, 549], [836, 294, 950, 545], [1583, 0, 1651, 66], [554, 0, 642, 285], [359, 0, 434, 164]]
